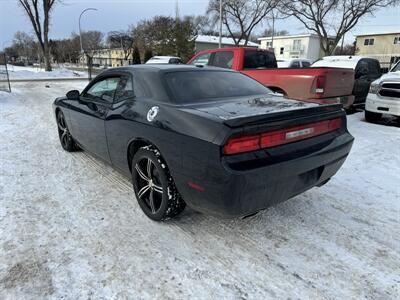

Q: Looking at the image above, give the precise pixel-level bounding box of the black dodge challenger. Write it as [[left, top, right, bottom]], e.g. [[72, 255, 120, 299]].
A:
[[53, 65, 354, 221]]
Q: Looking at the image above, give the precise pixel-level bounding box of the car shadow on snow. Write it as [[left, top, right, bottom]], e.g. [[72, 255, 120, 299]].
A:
[[362, 115, 400, 128]]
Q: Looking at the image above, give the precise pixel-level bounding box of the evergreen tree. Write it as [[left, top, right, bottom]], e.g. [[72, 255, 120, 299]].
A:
[[132, 46, 141, 64], [144, 49, 153, 63]]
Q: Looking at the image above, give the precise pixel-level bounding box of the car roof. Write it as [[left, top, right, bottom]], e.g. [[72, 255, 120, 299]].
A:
[[100, 64, 236, 74], [148, 56, 181, 59], [312, 55, 377, 69], [198, 47, 272, 53]]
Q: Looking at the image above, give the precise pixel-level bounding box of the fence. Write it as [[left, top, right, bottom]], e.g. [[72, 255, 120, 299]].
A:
[[61, 55, 134, 81], [0, 53, 11, 92]]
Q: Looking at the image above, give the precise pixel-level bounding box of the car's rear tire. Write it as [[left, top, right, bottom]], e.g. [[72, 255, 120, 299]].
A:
[[365, 110, 382, 123], [131, 146, 185, 221], [57, 111, 79, 152]]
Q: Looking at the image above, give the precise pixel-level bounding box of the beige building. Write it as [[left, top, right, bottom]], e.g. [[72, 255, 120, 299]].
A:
[[355, 31, 400, 70], [80, 48, 132, 67], [258, 33, 334, 62]]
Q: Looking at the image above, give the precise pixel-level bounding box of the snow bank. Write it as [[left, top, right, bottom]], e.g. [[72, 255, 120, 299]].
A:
[[6, 65, 87, 80]]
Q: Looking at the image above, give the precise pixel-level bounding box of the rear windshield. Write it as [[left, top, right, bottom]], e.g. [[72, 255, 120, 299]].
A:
[[244, 50, 277, 69], [164, 71, 271, 103]]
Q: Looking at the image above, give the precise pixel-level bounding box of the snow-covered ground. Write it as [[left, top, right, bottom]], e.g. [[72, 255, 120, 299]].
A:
[[5, 65, 87, 80], [0, 81, 399, 299]]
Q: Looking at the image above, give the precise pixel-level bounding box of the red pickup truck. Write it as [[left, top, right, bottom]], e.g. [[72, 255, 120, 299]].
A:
[[187, 47, 355, 108]]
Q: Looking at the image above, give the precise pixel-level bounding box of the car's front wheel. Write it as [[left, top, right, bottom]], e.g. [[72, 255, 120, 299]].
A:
[[57, 110, 79, 152], [365, 110, 382, 123], [132, 146, 185, 221]]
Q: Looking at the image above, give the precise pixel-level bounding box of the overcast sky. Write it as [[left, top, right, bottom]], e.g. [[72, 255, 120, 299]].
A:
[[1, 0, 399, 49]]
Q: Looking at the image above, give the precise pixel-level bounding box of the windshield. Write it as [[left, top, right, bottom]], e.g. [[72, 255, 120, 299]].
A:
[[165, 70, 272, 103], [391, 61, 400, 72]]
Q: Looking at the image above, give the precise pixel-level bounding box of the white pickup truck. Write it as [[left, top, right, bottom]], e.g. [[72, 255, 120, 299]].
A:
[[365, 61, 400, 122]]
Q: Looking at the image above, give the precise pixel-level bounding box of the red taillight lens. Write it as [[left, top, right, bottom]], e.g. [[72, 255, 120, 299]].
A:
[[328, 118, 342, 130], [223, 134, 260, 155], [223, 118, 342, 155], [315, 76, 326, 93]]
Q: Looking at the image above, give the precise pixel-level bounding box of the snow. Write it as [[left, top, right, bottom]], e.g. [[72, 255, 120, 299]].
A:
[[0, 81, 399, 299], [196, 35, 260, 47], [311, 56, 364, 69], [5, 65, 87, 80]]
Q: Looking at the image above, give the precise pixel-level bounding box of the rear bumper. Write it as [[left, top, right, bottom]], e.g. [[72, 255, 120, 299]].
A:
[[308, 95, 355, 109], [366, 93, 400, 116], [175, 132, 354, 217]]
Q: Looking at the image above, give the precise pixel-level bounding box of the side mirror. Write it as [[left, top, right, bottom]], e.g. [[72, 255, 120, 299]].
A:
[[66, 90, 80, 100]]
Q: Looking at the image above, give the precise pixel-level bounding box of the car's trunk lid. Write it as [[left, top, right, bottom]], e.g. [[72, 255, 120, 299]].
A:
[[184, 94, 341, 128]]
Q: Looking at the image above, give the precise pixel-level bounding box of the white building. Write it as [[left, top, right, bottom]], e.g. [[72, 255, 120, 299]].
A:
[[195, 35, 259, 53], [258, 33, 334, 62]]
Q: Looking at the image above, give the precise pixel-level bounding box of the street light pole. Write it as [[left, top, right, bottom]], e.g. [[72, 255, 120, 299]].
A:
[[219, 0, 222, 48], [79, 8, 98, 54]]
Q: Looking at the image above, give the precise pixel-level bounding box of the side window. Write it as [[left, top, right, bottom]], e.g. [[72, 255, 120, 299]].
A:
[[169, 58, 182, 64], [134, 74, 152, 98], [291, 61, 300, 68], [85, 77, 120, 102], [190, 53, 210, 66], [210, 51, 234, 69], [114, 75, 135, 102], [302, 61, 311, 68]]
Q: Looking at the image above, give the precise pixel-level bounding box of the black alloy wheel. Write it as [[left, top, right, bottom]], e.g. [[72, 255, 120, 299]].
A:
[[57, 111, 78, 152], [132, 147, 185, 221]]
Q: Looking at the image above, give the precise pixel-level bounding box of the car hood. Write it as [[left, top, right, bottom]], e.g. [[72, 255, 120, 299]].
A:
[[185, 93, 318, 121], [374, 71, 400, 84]]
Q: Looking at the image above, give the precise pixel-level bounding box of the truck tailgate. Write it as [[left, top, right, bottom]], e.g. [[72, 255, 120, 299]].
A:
[[241, 67, 354, 101], [319, 67, 354, 98]]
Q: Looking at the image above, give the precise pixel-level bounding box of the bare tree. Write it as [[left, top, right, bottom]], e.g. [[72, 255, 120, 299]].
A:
[[80, 31, 104, 54], [107, 30, 134, 60], [18, 0, 59, 71], [260, 28, 289, 37], [280, 0, 399, 56], [207, 0, 278, 46], [12, 31, 37, 62], [333, 42, 356, 55]]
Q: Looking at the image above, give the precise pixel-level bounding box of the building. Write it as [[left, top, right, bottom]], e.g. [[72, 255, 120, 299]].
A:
[[194, 35, 259, 53], [258, 33, 334, 62], [355, 31, 400, 71], [79, 48, 132, 67]]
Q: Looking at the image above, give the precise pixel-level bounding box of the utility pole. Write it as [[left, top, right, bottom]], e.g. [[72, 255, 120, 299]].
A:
[[219, 0, 222, 48], [340, 33, 345, 55], [271, 12, 275, 49]]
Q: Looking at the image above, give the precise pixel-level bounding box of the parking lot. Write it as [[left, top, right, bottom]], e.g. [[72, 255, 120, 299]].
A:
[[0, 80, 399, 299]]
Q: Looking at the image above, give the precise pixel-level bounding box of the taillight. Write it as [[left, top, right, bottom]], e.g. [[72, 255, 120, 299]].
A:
[[315, 76, 326, 94], [223, 118, 342, 155], [223, 134, 260, 155]]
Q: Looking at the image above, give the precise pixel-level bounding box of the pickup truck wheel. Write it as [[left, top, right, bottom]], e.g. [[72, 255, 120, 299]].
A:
[[57, 111, 79, 152], [132, 146, 186, 221], [365, 110, 382, 123]]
